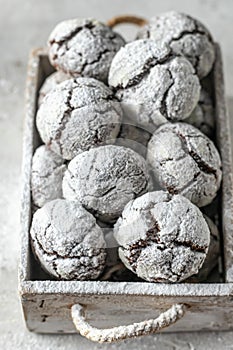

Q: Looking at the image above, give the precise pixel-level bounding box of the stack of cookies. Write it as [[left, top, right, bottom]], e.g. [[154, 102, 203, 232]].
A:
[[30, 12, 221, 283]]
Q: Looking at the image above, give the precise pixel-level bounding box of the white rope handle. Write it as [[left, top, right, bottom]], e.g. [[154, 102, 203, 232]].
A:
[[71, 303, 186, 343]]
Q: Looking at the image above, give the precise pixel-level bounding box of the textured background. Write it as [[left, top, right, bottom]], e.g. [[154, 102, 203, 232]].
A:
[[1, 0, 233, 349]]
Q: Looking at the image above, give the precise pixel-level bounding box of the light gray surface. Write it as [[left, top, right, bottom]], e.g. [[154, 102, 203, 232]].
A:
[[0, 0, 233, 348]]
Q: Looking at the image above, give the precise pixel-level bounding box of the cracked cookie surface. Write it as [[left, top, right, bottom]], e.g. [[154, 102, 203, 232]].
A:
[[108, 39, 200, 131], [30, 199, 106, 280], [31, 145, 66, 207], [114, 191, 210, 282], [36, 77, 122, 160], [62, 145, 151, 223], [48, 18, 125, 82], [147, 122, 222, 207], [137, 11, 215, 79], [38, 71, 70, 106]]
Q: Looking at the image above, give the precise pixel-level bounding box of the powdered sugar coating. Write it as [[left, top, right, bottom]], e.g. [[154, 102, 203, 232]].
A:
[[31, 145, 66, 207], [62, 145, 151, 222], [187, 215, 220, 282], [108, 39, 200, 131], [38, 71, 70, 106], [48, 18, 125, 82], [147, 123, 222, 207], [114, 191, 210, 283], [30, 199, 106, 280], [185, 88, 215, 138], [137, 11, 215, 79], [36, 77, 122, 160]]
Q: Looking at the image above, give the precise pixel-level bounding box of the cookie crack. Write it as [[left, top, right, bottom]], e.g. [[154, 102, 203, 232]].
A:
[[133, 177, 150, 197], [168, 227, 207, 280], [79, 48, 110, 75], [49, 88, 75, 155], [115, 51, 176, 91], [32, 228, 105, 261], [192, 19, 213, 42], [178, 172, 201, 194], [175, 130, 217, 178], [50, 21, 95, 47], [123, 220, 207, 280], [169, 27, 209, 45], [159, 68, 175, 119], [173, 239, 207, 253], [100, 185, 117, 197], [172, 226, 207, 253], [50, 26, 83, 46], [124, 220, 162, 271]]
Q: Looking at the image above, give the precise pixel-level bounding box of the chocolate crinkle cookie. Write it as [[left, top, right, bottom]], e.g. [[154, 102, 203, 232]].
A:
[[147, 123, 222, 207], [185, 88, 215, 138], [31, 145, 66, 207], [30, 199, 106, 280], [38, 71, 70, 106], [36, 77, 122, 160], [114, 191, 210, 283], [137, 11, 215, 79], [108, 39, 200, 131], [62, 145, 151, 223], [48, 18, 125, 82]]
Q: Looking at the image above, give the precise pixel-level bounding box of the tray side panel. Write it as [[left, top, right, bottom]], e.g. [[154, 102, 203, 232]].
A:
[[21, 292, 233, 334], [20, 49, 40, 282], [214, 45, 233, 282]]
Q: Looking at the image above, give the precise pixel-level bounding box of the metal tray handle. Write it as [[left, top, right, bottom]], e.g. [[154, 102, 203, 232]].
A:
[[71, 303, 186, 343], [107, 15, 148, 28]]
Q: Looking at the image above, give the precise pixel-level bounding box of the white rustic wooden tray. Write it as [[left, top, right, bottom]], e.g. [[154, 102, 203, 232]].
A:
[[19, 43, 233, 342]]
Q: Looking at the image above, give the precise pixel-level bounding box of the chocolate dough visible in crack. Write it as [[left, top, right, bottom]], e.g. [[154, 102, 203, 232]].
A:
[[175, 130, 217, 179], [49, 21, 95, 46], [140, 19, 210, 42], [125, 221, 161, 271], [50, 26, 82, 46], [173, 239, 207, 253], [30, 199, 106, 280], [48, 18, 125, 81], [51, 88, 74, 156], [147, 123, 222, 207], [136, 12, 215, 79], [159, 68, 175, 119], [114, 51, 176, 91], [36, 78, 122, 160], [124, 222, 207, 273], [109, 39, 200, 131], [114, 191, 210, 282], [32, 234, 106, 280], [78, 48, 111, 76]]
